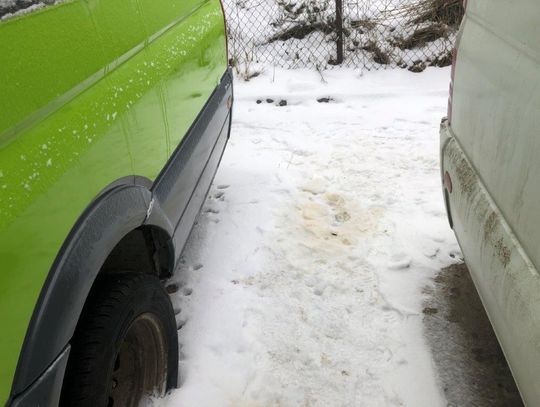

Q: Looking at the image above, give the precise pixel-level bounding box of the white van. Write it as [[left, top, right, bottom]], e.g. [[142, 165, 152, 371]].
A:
[[441, 0, 540, 404]]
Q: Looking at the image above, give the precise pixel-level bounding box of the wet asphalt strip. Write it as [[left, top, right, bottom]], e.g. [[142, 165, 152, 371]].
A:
[[423, 263, 523, 406]]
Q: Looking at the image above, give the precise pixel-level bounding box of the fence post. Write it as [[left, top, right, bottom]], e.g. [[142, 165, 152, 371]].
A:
[[335, 0, 344, 64]]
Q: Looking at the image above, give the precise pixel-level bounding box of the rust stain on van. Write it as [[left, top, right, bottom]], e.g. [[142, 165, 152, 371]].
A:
[[447, 143, 475, 197], [455, 155, 475, 197], [483, 208, 511, 268], [447, 141, 512, 270], [484, 211, 498, 241], [494, 238, 511, 268]]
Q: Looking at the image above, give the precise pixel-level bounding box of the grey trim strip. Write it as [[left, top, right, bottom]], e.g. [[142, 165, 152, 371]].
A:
[[172, 113, 231, 254], [151, 68, 233, 229]]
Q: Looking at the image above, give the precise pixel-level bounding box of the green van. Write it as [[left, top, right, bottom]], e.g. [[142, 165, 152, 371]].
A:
[[0, 0, 232, 405], [441, 0, 539, 404]]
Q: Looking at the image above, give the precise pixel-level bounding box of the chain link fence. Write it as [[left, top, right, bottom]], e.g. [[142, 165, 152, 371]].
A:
[[223, 0, 463, 74]]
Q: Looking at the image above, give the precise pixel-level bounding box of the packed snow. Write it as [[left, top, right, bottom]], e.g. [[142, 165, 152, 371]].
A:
[[154, 67, 464, 406]]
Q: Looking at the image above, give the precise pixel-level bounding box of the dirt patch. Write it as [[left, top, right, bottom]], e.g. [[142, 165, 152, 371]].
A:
[[268, 22, 334, 43], [484, 211, 498, 241], [430, 49, 453, 67], [408, 60, 427, 73], [395, 23, 450, 50], [411, 0, 465, 28], [494, 238, 511, 268], [453, 154, 476, 197], [483, 213, 511, 268], [350, 18, 377, 33], [423, 263, 523, 406], [362, 41, 391, 65]]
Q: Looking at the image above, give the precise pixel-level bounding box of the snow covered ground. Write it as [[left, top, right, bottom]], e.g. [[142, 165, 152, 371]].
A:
[[223, 0, 456, 70], [156, 67, 465, 406]]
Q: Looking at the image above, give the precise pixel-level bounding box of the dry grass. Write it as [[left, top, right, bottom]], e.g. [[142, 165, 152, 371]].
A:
[[411, 0, 464, 28], [350, 18, 377, 32], [396, 23, 450, 50], [268, 21, 334, 43], [362, 41, 391, 65], [390, 0, 464, 28], [227, 0, 464, 70]]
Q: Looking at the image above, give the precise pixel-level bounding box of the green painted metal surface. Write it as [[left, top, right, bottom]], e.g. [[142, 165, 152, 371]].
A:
[[0, 0, 227, 402]]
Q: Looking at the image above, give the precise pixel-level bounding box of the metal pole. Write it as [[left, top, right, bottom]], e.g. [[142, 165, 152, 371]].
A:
[[335, 0, 344, 64]]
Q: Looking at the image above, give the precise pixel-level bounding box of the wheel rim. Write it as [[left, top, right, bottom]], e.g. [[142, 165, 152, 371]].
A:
[[108, 313, 168, 407]]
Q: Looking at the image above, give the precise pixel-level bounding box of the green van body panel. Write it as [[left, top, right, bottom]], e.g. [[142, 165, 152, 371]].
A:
[[0, 0, 227, 402]]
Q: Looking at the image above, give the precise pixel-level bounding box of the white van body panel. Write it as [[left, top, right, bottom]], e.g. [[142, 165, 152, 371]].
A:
[[441, 0, 540, 404]]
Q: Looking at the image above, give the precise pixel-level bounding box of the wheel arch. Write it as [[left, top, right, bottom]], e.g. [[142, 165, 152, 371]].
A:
[[10, 176, 176, 400]]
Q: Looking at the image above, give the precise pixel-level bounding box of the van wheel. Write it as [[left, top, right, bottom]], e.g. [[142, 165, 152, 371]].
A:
[[60, 273, 178, 407]]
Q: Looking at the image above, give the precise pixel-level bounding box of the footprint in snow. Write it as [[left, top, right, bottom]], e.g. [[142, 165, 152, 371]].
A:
[[170, 296, 182, 314], [175, 315, 187, 330], [423, 247, 440, 259], [334, 211, 351, 223], [217, 184, 230, 190], [213, 191, 225, 200], [388, 253, 412, 270], [313, 285, 327, 296], [448, 250, 463, 260], [166, 283, 179, 294], [300, 181, 326, 195]]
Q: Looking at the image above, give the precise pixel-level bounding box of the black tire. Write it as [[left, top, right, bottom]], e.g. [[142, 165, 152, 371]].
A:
[[60, 273, 178, 407]]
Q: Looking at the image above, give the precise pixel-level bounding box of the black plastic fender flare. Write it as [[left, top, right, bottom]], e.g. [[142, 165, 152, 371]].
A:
[[10, 177, 175, 400]]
